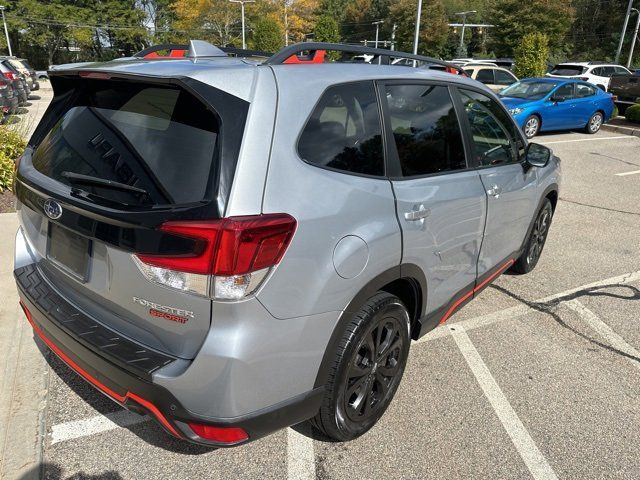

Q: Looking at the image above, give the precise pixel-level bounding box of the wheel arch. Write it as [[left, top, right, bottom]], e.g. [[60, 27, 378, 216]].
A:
[[313, 264, 427, 388]]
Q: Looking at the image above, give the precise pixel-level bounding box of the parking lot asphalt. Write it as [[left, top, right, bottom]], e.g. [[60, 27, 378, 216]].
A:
[[1, 130, 639, 480]]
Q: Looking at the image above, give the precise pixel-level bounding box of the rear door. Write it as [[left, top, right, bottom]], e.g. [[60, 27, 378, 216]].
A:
[[380, 81, 487, 316], [15, 74, 250, 359], [573, 83, 599, 124], [456, 87, 537, 275]]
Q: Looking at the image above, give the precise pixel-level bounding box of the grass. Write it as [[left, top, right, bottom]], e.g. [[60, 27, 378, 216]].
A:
[[0, 120, 28, 192]]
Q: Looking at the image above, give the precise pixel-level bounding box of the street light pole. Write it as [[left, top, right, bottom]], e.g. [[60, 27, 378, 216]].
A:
[[229, 0, 254, 50], [616, 0, 635, 64], [413, 0, 422, 55], [628, 8, 640, 68], [455, 10, 476, 54], [0, 6, 12, 56]]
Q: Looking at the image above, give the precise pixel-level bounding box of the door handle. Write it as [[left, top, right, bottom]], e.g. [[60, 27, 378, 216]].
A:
[[404, 205, 431, 221], [487, 184, 502, 198]]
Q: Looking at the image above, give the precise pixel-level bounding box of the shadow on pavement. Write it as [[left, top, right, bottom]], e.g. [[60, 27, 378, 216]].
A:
[[36, 338, 214, 455], [18, 462, 123, 480]]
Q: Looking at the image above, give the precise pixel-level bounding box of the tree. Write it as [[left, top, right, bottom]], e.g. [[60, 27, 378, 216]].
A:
[[314, 14, 340, 43], [172, 0, 240, 46], [388, 0, 449, 57], [489, 0, 574, 58], [514, 32, 549, 78], [252, 17, 284, 52]]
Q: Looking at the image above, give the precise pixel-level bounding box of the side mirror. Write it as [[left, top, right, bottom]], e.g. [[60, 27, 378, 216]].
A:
[[525, 143, 551, 168]]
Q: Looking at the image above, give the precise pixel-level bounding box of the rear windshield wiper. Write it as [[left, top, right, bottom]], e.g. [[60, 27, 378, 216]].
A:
[[61, 171, 149, 195]]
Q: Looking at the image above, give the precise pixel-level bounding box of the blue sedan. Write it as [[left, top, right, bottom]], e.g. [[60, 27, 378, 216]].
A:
[[498, 78, 615, 138]]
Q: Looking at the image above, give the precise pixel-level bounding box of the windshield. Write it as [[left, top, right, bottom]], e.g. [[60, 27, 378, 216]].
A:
[[549, 65, 587, 76], [499, 81, 558, 100]]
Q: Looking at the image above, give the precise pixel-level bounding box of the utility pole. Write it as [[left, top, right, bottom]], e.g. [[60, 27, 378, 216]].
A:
[[628, 8, 640, 68], [455, 10, 476, 56], [413, 0, 422, 55], [616, 0, 635, 64], [229, 0, 254, 50], [0, 5, 12, 56], [391, 23, 397, 51], [373, 20, 384, 64]]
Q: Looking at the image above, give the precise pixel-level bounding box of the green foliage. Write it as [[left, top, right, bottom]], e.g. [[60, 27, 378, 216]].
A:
[[0, 127, 26, 192], [625, 104, 640, 124], [514, 33, 550, 78], [251, 17, 284, 53], [489, 0, 573, 58]]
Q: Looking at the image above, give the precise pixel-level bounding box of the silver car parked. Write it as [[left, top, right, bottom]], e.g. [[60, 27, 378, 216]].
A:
[[14, 42, 560, 446]]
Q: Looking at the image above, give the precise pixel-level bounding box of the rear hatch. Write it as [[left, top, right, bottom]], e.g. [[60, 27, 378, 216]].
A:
[[15, 71, 249, 359]]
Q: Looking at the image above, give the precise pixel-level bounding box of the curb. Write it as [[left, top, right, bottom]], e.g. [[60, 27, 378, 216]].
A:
[[601, 123, 640, 138]]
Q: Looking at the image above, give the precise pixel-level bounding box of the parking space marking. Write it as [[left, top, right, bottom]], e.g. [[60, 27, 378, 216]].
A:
[[450, 325, 559, 480], [416, 269, 640, 345], [43, 271, 640, 449], [615, 169, 640, 177], [50, 410, 148, 445], [539, 136, 633, 145], [286, 426, 316, 480], [564, 300, 640, 371]]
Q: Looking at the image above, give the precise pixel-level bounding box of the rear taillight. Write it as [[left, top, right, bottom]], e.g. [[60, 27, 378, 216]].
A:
[[134, 214, 296, 299], [0, 80, 6, 90], [2, 72, 16, 81]]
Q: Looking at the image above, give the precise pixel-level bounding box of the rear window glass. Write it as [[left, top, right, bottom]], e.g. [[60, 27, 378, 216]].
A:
[[550, 65, 587, 76], [31, 81, 218, 206], [297, 81, 384, 176]]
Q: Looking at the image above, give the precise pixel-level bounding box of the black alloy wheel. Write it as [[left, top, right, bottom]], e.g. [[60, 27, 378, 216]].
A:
[[511, 199, 553, 274], [311, 292, 411, 441]]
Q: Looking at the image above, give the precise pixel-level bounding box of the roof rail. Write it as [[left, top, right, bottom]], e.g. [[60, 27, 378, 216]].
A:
[[133, 41, 273, 59], [264, 42, 464, 73]]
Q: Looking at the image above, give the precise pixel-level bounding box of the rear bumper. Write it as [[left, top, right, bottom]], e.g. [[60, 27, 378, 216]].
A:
[[15, 262, 323, 446]]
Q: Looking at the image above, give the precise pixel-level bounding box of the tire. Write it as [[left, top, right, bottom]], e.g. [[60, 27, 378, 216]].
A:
[[511, 199, 553, 274], [585, 111, 603, 134], [310, 292, 411, 441], [523, 115, 540, 139]]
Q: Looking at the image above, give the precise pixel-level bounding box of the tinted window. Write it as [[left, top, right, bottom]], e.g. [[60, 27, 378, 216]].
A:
[[384, 84, 466, 177], [591, 67, 603, 76], [550, 65, 587, 76], [576, 83, 596, 97], [495, 70, 516, 85], [298, 82, 383, 176], [476, 69, 495, 84], [614, 66, 629, 74], [32, 81, 219, 206], [460, 89, 520, 167], [553, 83, 574, 100]]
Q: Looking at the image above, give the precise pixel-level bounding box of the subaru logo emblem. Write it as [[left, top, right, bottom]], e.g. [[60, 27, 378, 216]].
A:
[[43, 199, 63, 220]]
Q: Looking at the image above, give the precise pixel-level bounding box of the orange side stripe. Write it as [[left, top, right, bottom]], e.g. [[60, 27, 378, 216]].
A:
[[439, 259, 515, 325], [19, 301, 182, 438]]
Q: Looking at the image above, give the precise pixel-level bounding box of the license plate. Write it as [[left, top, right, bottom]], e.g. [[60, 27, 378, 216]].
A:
[[47, 223, 92, 281]]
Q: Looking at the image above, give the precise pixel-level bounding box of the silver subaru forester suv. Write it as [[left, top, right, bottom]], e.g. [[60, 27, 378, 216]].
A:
[[14, 42, 560, 446]]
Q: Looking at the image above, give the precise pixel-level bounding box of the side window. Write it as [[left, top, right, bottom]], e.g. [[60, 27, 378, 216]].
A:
[[384, 84, 466, 177], [591, 67, 602, 76], [576, 83, 596, 97], [615, 66, 629, 74], [298, 81, 384, 176], [553, 83, 574, 100], [459, 89, 521, 167], [495, 69, 516, 86], [476, 69, 495, 84]]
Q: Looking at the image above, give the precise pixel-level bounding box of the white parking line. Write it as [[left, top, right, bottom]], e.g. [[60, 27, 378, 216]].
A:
[[287, 426, 316, 480], [539, 136, 633, 145], [564, 300, 640, 372], [46, 270, 640, 449], [615, 169, 640, 177], [50, 410, 148, 445], [451, 325, 559, 480], [416, 269, 640, 344]]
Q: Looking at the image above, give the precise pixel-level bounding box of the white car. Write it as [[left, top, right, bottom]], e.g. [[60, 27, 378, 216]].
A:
[[546, 62, 631, 91], [463, 65, 518, 93]]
